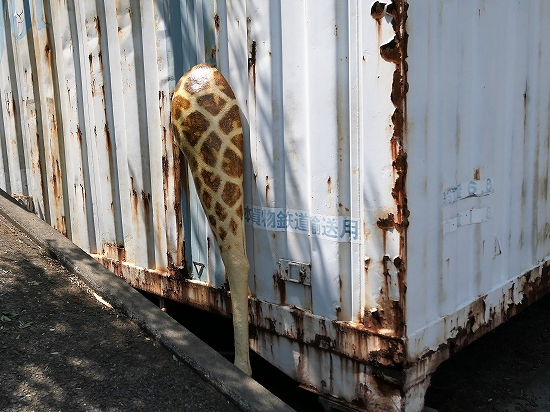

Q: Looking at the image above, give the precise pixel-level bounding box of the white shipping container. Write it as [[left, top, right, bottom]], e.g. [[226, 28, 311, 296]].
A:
[[1, 1, 549, 410]]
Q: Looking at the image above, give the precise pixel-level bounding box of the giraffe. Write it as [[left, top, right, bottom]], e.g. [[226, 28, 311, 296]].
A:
[[171, 64, 252, 376]]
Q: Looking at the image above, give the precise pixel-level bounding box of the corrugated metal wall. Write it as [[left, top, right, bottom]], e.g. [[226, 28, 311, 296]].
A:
[[0, 0, 181, 272], [406, 0, 550, 361], [0, 0, 399, 324]]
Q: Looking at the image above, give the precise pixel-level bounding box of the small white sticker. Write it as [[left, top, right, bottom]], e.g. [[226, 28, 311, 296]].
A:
[[443, 178, 493, 206], [444, 206, 492, 234]]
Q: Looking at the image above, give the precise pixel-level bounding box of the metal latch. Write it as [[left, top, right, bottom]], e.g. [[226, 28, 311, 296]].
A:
[[278, 259, 311, 286]]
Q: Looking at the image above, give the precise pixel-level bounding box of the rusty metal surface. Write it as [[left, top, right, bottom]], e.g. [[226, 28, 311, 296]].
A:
[[3, 0, 550, 410]]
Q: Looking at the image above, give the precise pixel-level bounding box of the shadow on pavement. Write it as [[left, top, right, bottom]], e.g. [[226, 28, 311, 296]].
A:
[[0, 216, 241, 411]]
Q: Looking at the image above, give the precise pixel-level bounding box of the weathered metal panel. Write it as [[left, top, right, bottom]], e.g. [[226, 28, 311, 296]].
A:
[[405, 0, 550, 391], [0, 0, 401, 408], [2, 0, 550, 410]]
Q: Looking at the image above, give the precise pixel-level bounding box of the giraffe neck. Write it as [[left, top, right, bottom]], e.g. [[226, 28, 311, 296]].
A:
[[171, 64, 251, 376]]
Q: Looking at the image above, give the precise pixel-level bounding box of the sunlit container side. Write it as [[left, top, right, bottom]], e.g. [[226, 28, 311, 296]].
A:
[[2, 0, 550, 411], [404, 0, 550, 401]]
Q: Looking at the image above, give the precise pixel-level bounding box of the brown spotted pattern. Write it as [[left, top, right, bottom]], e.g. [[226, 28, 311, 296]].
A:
[[171, 64, 245, 245], [171, 63, 250, 375]]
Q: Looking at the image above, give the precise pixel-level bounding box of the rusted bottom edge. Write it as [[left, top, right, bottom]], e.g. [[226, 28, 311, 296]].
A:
[[92, 255, 433, 410], [405, 259, 550, 390], [92, 256, 406, 375], [251, 326, 409, 411], [91, 255, 233, 316]]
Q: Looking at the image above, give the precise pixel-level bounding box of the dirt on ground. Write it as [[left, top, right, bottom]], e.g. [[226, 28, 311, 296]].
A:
[[0, 214, 241, 412]]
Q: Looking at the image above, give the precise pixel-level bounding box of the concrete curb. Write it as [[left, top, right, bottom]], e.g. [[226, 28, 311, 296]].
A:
[[0, 188, 295, 412]]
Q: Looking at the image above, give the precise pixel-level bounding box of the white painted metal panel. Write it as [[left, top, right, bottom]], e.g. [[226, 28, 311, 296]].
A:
[[3, 0, 550, 410], [406, 0, 550, 367], [0, 0, 404, 409]]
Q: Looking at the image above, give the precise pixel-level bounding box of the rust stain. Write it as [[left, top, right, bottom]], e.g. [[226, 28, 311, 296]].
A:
[[92, 253, 416, 395], [76, 125, 82, 145], [380, 39, 400, 64], [159, 90, 165, 117], [164, 93, 185, 269], [214, 13, 220, 32], [391, 151, 408, 235], [104, 124, 111, 151], [274, 272, 287, 305], [377, 213, 395, 230], [11, 96, 16, 119], [94, 16, 101, 36], [102, 242, 126, 262], [327, 176, 332, 194], [248, 40, 257, 88], [371, 1, 387, 19], [362, 255, 405, 338], [142, 189, 151, 215], [152, 271, 230, 315], [367, 0, 410, 342], [130, 177, 139, 212], [418, 261, 550, 383], [252, 303, 406, 371], [265, 176, 270, 203], [474, 168, 480, 180], [338, 203, 350, 213]]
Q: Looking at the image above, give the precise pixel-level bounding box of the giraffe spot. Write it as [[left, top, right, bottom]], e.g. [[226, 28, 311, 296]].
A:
[[208, 214, 217, 228], [200, 132, 223, 167], [229, 218, 238, 235], [215, 202, 228, 221], [197, 93, 227, 116], [231, 133, 244, 152], [201, 169, 221, 192], [218, 105, 241, 135], [202, 190, 213, 210], [219, 226, 228, 241], [183, 111, 209, 146], [193, 174, 201, 190], [222, 148, 243, 178], [213, 70, 236, 99], [221, 182, 241, 207], [236, 205, 243, 220], [171, 95, 190, 120], [188, 156, 198, 172]]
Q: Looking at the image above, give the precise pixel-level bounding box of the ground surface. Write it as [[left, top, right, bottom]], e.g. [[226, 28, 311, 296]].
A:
[[0, 214, 241, 412], [425, 291, 550, 412]]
